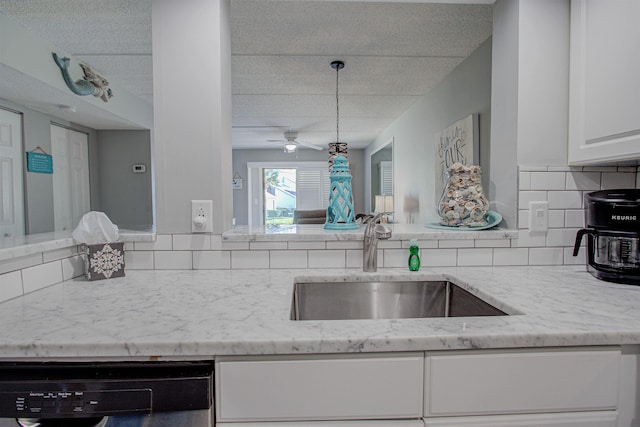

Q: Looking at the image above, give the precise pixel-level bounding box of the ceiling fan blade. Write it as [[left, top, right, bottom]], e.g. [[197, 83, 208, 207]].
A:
[[266, 139, 286, 143], [296, 140, 324, 151]]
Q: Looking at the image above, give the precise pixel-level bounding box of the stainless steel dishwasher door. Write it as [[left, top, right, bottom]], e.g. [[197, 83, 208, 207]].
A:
[[0, 362, 214, 427]]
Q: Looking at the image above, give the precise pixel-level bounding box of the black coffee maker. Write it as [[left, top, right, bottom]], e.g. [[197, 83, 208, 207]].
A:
[[573, 189, 640, 285]]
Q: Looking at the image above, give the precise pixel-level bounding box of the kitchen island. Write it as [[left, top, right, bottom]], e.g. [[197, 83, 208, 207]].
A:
[[0, 265, 638, 358], [0, 266, 638, 426]]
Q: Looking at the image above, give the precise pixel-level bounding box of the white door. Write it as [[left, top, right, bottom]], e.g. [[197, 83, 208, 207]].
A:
[[0, 108, 25, 238], [50, 124, 90, 231]]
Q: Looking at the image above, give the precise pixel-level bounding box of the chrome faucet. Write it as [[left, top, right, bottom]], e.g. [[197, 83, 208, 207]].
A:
[[363, 213, 392, 272]]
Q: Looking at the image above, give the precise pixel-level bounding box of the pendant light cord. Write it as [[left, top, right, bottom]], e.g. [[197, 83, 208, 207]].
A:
[[335, 64, 340, 144]]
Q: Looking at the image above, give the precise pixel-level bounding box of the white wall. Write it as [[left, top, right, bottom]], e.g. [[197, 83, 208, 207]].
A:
[[152, 0, 233, 234], [365, 37, 493, 225]]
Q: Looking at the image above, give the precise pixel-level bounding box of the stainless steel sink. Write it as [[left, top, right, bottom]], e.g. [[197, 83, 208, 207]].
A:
[[291, 280, 507, 320]]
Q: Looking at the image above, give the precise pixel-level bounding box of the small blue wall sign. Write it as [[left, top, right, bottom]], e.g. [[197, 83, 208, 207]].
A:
[[26, 152, 53, 174]]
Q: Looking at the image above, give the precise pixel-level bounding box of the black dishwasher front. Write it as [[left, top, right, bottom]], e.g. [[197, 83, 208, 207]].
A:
[[0, 361, 213, 427]]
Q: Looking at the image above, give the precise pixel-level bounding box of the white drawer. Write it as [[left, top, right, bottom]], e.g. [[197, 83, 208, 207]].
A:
[[424, 411, 617, 426], [425, 347, 620, 416], [216, 353, 424, 422]]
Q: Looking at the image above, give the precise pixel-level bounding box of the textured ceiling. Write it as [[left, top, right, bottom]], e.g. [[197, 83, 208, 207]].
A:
[[0, 0, 493, 149]]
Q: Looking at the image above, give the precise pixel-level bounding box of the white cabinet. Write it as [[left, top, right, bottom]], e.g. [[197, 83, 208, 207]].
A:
[[215, 347, 622, 426], [424, 347, 620, 426], [215, 353, 423, 423], [568, 0, 640, 165], [424, 412, 616, 427]]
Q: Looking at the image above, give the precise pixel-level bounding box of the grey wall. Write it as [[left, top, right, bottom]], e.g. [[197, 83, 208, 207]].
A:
[[0, 98, 100, 234], [97, 130, 153, 230], [232, 148, 366, 225], [365, 37, 493, 225]]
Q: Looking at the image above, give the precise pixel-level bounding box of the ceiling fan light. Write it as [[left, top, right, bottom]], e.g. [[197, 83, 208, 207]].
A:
[[284, 143, 297, 153]]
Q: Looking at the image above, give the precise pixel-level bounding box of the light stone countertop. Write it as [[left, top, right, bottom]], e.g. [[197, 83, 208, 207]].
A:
[[0, 229, 156, 262], [223, 223, 516, 241], [1, 265, 640, 360]]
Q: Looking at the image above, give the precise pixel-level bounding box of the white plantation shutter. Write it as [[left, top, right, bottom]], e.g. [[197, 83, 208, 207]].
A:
[[297, 166, 330, 210], [380, 161, 393, 195]]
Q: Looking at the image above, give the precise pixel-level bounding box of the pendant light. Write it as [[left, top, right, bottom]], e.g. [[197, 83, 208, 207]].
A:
[[325, 60, 357, 230], [328, 60, 348, 169]]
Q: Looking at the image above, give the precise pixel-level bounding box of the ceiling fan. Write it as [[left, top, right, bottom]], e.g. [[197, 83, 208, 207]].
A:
[[267, 132, 324, 153]]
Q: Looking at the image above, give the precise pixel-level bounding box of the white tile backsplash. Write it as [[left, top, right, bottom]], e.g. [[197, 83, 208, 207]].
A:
[[193, 251, 231, 269], [518, 191, 547, 209], [438, 239, 474, 249], [231, 250, 269, 269], [0, 271, 23, 302], [154, 251, 193, 269], [546, 228, 580, 247], [61, 255, 84, 280], [250, 241, 288, 250], [221, 241, 250, 250], [519, 171, 531, 190], [548, 191, 583, 209], [382, 249, 408, 268], [0, 253, 43, 275], [422, 249, 457, 267], [43, 246, 80, 262], [269, 250, 307, 269], [288, 241, 326, 250], [565, 171, 600, 191], [513, 230, 547, 247], [326, 241, 363, 250], [564, 210, 585, 228], [493, 248, 529, 266], [308, 250, 345, 268], [135, 234, 172, 251], [529, 247, 564, 265], [0, 166, 635, 294], [530, 172, 566, 190], [22, 261, 63, 294], [457, 248, 493, 266], [125, 251, 154, 270], [173, 234, 211, 251], [547, 210, 565, 228], [602, 172, 636, 189]]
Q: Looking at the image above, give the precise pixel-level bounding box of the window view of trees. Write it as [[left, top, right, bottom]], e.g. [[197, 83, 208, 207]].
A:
[[264, 168, 296, 225]]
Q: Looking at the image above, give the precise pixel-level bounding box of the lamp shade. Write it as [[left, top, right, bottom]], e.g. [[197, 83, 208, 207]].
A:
[[375, 195, 394, 213]]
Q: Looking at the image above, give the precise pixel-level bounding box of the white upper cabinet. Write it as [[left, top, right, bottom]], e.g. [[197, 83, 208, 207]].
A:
[[568, 0, 640, 165]]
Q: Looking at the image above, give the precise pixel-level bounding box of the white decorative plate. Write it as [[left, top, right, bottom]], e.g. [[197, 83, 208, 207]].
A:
[[425, 211, 503, 231]]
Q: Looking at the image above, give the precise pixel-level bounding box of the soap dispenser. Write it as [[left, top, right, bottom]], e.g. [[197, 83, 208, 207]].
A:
[[408, 239, 420, 271]]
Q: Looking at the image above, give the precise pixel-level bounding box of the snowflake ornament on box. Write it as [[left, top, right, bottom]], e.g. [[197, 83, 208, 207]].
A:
[[89, 243, 124, 279]]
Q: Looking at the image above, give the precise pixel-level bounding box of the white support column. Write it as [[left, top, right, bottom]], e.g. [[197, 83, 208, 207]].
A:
[[152, 0, 232, 234]]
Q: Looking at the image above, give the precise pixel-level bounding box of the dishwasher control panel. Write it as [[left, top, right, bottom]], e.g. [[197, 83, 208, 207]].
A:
[[0, 361, 213, 419], [1, 389, 151, 417]]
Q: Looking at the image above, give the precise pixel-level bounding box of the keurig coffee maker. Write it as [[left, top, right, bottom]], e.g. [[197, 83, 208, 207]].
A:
[[573, 189, 640, 285]]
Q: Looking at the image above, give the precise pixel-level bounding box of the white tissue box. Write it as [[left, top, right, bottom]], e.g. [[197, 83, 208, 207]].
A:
[[84, 242, 125, 281]]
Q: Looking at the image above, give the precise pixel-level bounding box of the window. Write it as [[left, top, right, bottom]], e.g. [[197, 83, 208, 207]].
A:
[[247, 162, 330, 226]]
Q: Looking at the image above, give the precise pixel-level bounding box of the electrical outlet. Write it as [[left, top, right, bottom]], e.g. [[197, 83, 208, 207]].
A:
[[191, 200, 213, 233], [528, 201, 549, 232]]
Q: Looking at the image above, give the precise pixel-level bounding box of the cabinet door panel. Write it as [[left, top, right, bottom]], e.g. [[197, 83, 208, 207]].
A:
[[569, 0, 640, 164], [424, 411, 617, 427], [425, 348, 620, 417], [216, 353, 423, 422]]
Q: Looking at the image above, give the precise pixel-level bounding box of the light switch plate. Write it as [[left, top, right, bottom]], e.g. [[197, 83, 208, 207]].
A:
[[528, 201, 549, 232], [191, 200, 213, 233]]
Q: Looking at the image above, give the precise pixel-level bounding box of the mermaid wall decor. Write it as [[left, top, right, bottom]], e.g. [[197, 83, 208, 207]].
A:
[[52, 52, 113, 102]]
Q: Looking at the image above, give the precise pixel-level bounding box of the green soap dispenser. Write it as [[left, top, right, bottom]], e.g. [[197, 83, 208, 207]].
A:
[[408, 239, 420, 271]]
